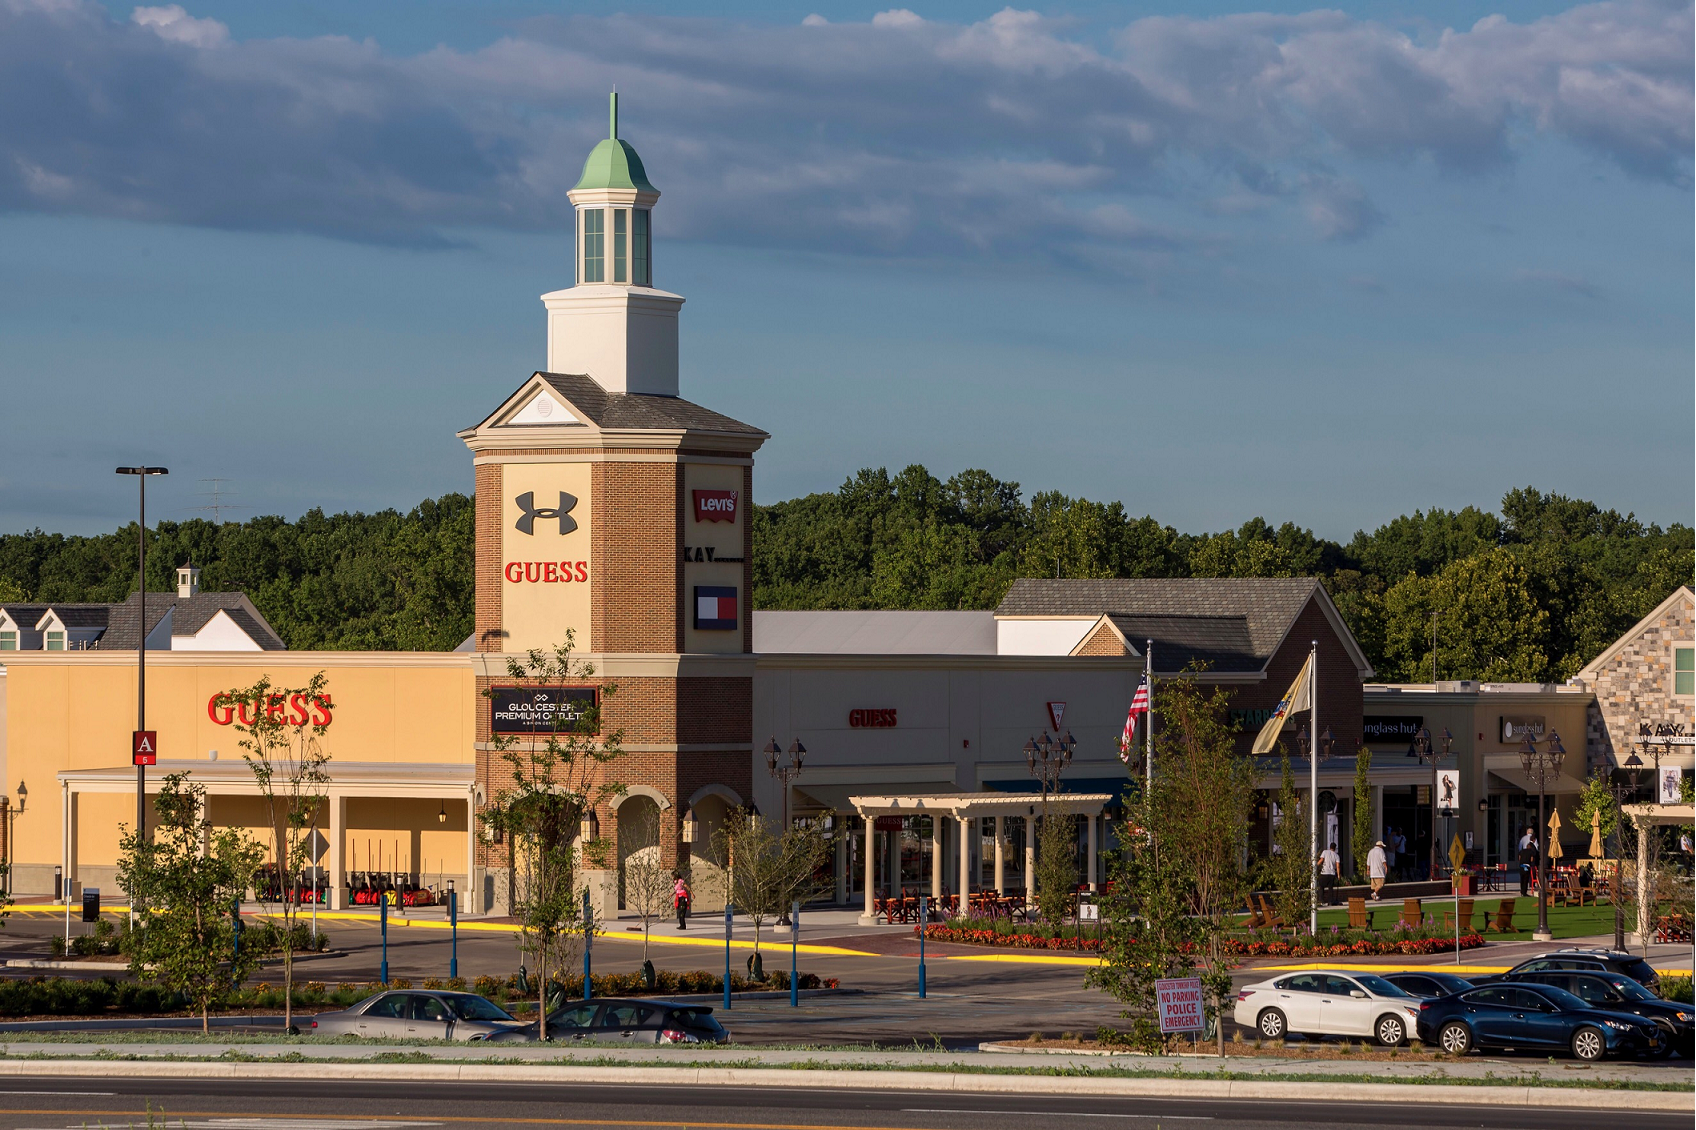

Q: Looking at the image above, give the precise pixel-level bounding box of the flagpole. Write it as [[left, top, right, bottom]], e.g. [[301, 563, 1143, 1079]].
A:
[[1309, 640, 1319, 935], [1145, 639, 1154, 796]]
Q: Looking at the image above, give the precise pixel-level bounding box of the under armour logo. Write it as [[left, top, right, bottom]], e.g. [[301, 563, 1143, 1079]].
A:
[[514, 491, 578, 536]]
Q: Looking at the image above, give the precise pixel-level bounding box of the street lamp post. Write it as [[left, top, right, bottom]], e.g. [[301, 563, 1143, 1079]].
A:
[[115, 466, 167, 847], [1519, 730, 1566, 942], [1024, 731, 1076, 805], [1408, 726, 1454, 880], [763, 738, 805, 925]]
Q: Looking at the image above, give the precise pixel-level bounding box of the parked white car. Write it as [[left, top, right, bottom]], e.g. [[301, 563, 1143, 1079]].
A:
[[1234, 970, 1423, 1046]]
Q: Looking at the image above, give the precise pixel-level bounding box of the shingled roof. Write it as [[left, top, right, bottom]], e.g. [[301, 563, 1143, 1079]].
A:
[[466, 372, 766, 438], [996, 577, 1373, 676], [98, 591, 286, 651]]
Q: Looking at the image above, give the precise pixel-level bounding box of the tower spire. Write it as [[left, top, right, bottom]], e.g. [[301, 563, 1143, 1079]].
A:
[[610, 91, 618, 140]]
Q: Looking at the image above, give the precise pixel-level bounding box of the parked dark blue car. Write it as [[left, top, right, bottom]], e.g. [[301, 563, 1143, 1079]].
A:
[[1415, 983, 1665, 1060]]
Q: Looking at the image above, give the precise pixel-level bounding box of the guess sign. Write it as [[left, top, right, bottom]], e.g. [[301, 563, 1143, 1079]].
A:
[[848, 709, 898, 728], [207, 693, 333, 727], [505, 561, 589, 584], [693, 490, 738, 523]]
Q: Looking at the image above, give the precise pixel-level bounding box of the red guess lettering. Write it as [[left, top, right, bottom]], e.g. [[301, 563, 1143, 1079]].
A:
[[503, 561, 592, 583]]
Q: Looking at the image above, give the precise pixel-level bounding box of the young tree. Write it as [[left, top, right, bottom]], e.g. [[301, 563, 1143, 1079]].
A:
[[480, 637, 625, 1032], [225, 671, 332, 1035], [118, 773, 263, 1031], [712, 809, 831, 974], [1034, 808, 1079, 925], [1351, 746, 1374, 884], [1088, 675, 1256, 1056], [1262, 754, 1312, 928], [619, 805, 672, 980]]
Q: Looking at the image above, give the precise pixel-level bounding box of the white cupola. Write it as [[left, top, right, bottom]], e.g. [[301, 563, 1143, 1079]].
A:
[[542, 93, 684, 396]]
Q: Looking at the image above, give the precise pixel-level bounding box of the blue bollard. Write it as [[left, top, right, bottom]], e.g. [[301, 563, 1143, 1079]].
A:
[[583, 888, 593, 1001], [918, 895, 927, 999], [379, 896, 389, 984], [447, 883, 458, 981], [790, 900, 800, 1008], [723, 902, 734, 1009]]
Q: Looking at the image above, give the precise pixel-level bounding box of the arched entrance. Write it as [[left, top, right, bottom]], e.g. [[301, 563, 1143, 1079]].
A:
[[616, 794, 661, 911]]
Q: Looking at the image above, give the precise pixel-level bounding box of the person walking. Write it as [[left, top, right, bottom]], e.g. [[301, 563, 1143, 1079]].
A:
[[1517, 834, 1537, 897], [1367, 839, 1389, 901], [1383, 827, 1397, 879], [1317, 841, 1341, 906], [1392, 828, 1408, 879], [673, 873, 691, 930]]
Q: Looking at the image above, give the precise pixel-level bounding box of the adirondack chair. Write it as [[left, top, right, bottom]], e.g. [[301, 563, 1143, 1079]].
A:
[[1347, 897, 1369, 929], [1491, 898, 1517, 932], [1400, 897, 1423, 927], [1553, 872, 1594, 907], [1243, 902, 1266, 930], [1441, 898, 1475, 933], [1257, 894, 1286, 931]]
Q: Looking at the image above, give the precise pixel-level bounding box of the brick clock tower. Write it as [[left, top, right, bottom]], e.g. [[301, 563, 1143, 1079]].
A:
[[459, 95, 765, 912]]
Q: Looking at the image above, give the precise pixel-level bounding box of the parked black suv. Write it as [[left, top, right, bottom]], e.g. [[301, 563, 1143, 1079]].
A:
[[1505, 971, 1692, 1057], [1475, 949, 1661, 994]]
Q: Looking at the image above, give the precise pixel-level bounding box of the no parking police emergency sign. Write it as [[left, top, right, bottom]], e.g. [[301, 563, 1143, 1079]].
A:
[[1155, 977, 1204, 1033]]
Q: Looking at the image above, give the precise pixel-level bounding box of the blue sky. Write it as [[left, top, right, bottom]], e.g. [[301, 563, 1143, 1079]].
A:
[[0, 0, 1689, 540]]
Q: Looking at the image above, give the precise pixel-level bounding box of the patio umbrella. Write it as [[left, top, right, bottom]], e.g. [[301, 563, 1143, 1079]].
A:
[[1546, 809, 1563, 860], [1586, 809, 1605, 860]]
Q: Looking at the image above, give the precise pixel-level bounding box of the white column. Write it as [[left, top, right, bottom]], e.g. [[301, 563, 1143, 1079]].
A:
[[1024, 814, 1036, 894], [993, 815, 1006, 894], [1087, 812, 1099, 891], [329, 794, 347, 911], [859, 820, 876, 925], [929, 816, 943, 898], [958, 816, 971, 904], [834, 831, 848, 905]]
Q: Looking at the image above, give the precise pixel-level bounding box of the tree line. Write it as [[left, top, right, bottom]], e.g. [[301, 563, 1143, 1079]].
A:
[[0, 469, 1688, 680]]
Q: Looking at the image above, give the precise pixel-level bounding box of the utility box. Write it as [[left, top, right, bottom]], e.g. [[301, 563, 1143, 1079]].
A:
[[81, 887, 100, 923]]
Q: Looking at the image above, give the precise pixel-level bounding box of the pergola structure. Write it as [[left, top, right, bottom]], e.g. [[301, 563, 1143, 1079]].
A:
[[58, 760, 478, 913], [1622, 802, 1695, 947], [846, 791, 1115, 925]]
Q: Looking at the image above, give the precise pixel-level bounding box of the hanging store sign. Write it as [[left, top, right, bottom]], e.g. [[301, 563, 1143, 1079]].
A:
[[1047, 702, 1066, 731], [1436, 769, 1460, 813], [489, 686, 599, 734], [874, 815, 904, 831]]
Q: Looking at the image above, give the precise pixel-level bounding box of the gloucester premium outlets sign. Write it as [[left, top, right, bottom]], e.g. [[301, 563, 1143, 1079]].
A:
[[489, 686, 599, 734]]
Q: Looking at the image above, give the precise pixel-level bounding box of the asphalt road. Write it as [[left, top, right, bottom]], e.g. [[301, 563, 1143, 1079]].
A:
[[0, 1077, 1681, 1130]]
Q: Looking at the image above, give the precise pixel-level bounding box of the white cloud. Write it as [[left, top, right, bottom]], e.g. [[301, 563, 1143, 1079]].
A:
[[0, 1, 1684, 257], [131, 4, 227, 47]]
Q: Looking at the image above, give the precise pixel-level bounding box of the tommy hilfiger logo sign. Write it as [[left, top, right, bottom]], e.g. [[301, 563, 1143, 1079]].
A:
[[694, 586, 737, 630], [693, 490, 738, 523], [515, 491, 579, 536]]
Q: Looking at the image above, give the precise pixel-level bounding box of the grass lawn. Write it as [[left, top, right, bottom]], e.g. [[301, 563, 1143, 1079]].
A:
[[1291, 896, 1622, 941]]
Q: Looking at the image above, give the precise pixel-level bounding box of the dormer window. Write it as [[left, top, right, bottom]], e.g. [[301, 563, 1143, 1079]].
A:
[[0, 630, 15, 650], [45, 630, 64, 651]]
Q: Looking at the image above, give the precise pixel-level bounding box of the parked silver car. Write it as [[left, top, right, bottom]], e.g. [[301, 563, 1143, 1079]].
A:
[[309, 990, 523, 1041]]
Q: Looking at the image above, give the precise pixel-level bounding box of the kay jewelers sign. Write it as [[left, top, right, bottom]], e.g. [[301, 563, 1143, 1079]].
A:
[[1155, 977, 1205, 1033]]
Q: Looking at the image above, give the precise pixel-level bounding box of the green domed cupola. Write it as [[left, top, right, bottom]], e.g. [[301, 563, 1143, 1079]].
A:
[[567, 93, 661, 287], [574, 93, 657, 194]]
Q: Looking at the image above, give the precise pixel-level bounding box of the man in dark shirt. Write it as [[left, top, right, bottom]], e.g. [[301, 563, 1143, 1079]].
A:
[[1517, 836, 1538, 896]]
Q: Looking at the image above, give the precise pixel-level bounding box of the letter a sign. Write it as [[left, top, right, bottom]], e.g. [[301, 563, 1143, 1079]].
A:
[[132, 730, 157, 766]]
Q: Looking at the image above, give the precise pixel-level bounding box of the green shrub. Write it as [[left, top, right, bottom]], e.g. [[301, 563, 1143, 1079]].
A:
[[1661, 976, 1692, 1004]]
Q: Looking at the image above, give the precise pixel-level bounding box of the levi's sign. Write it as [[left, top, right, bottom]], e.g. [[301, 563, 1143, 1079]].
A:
[[693, 490, 738, 523], [490, 686, 598, 734]]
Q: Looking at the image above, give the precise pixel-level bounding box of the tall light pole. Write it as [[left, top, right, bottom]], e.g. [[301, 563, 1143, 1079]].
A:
[[763, 737, 805, 925], [1409, 726, 1454, 880], [1519, 730, 1565, 943], [116, 466, 167, 842], [1024, 731, 1076, 806]]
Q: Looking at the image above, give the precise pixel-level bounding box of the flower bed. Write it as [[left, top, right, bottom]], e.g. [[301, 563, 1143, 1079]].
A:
[[919, 922, 1488, 957]]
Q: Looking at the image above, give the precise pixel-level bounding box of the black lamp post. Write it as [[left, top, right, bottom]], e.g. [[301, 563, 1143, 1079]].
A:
[[763, 737, 806, 833], [1519, 730, 1566, 942], [116, 466, 167, 843], [1025, 731, 1076, 804], [1408, 726, 1454, 880]]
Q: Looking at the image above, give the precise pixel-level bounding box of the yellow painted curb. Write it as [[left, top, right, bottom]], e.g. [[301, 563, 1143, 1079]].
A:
[[943, 953, 1103, 966]]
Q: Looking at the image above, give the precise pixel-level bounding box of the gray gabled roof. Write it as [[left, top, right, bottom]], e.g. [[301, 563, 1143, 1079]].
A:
[[997, 577, 1373, 676], [99, 591, 286, 651], [538, 374, 766, 436]]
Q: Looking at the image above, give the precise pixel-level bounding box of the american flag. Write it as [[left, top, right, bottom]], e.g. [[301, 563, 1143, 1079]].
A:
[[1119, 676, 1150, 764]]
